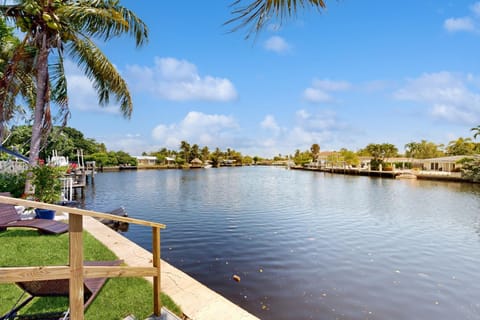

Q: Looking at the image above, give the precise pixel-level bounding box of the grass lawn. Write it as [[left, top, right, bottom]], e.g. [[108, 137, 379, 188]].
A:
[[0, 229, 182, 319]]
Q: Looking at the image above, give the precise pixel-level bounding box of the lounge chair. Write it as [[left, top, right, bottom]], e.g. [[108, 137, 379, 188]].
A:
[[0, 194, 68, 235], [1, 260, 123, 320]]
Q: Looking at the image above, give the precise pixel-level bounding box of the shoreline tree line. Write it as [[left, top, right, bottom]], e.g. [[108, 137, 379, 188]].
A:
[[1, 125, 479, 168]]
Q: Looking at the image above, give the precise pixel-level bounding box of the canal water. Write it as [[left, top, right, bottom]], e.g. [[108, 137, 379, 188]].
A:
[[82, 166, 480, 320]]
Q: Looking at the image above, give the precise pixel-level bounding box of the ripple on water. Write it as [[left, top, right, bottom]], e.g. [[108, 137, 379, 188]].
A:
[[83, 167, 480, 320]]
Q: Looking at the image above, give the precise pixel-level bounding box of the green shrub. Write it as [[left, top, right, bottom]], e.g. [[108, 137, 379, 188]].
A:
[[370, 159, 384, 171], [0, 172, 26, 197], [460, 158, 480, 182], [29, 164, 66, 204]]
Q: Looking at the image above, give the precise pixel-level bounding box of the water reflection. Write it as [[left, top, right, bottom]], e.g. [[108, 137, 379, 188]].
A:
[[83, 167, 480, 320]]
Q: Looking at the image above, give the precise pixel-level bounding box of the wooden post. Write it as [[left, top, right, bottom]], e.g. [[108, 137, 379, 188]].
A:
[[152, 227, 162, 315], [69, 213, 84, 320]]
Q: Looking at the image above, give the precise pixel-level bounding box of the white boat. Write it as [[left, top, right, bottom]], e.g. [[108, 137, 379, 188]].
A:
[[396, 173, 417, 179]]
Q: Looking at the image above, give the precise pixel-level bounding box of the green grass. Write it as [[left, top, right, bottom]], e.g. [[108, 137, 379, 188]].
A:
[[0, 229, 182, 319]]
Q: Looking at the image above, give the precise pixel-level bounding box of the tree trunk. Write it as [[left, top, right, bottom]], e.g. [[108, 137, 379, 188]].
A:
[[29, 46, 49, 166], [25, 40, 49, 194]]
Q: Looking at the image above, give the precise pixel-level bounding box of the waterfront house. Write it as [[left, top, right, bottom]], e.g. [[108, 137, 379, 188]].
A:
[[165, 156, 176, 167], [414, 155, 479, 172], [190, 158, 203, 168], [135, 156, 157, 167], [221, 159, 236, 166]]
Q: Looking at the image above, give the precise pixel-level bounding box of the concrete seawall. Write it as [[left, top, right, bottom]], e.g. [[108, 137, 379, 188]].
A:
[[83, 216, 259, 320], [292, 166, 469, 182]]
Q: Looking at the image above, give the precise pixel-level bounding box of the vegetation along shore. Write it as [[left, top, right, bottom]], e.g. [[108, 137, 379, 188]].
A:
[[1, 125, 479, 183]]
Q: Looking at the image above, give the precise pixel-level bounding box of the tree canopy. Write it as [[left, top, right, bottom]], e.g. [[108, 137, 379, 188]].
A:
[[404, 140, 444, 159], [0, 0, 148, 168], [445, 137, 480, 156]]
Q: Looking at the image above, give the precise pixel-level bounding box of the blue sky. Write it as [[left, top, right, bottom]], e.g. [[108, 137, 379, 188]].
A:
[[61, 1, 480, 157]]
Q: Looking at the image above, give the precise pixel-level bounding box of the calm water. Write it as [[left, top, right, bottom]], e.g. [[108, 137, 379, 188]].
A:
[[82, 167, 480, 320]]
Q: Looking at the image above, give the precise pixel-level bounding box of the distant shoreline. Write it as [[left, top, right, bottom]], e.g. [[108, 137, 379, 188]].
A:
[[290, 166, 471, 183], [98, 164, 476, 184]]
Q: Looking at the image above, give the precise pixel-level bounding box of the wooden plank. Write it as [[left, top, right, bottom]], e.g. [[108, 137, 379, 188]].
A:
[[0, 266, 70, 283], [83, 266, 157, 278], [69, 213, 84, 320], [0, 266, 156, 283], [152, 226, 162, 315], [0, 196, 165, 229]]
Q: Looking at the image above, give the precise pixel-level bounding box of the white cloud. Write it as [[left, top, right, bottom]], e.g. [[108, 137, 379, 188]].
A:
[[96, 132, 161, 155], [444, 17, 475, 32], [126, 57, 237, 102], [295, 109, 338, 131], [151, 111, 239, 149], [312, 79, 352, 91], [303, 78, 352, 103], [104, 108, 345, 158], [303, 88, 333, 103], [394, 71, 480, 124], [250, 109, 342, 156], [260, 115, 281, 135], [264, 36, 291, 53], [472, 2, 480, 16], [283, 110, 339, 150], [444, 2, 480, 33], [267, 24, 281, 32], [147, 109, 343, 158], [431, 105, 473, 124], [361, 80, 393, 92], [64, 60, 120, 114]]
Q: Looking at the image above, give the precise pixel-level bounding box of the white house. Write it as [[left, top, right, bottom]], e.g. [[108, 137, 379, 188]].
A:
[[415, 155, 479, 172], [134, 156, 157, 166]]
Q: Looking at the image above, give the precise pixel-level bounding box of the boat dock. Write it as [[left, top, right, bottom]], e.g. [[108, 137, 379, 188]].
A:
[[294, 166, 398, 178], [291, 166, 466, 182], [62, 161, 96, 200]]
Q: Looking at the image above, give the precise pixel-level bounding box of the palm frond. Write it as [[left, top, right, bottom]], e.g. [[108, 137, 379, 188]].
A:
[[49, 53, 70, 126], [0, 31, 35, 126], [67, 36, 132, 118], [226, 0, 327, 38], [472, 126, 480, 139], [60, 0, 148, 46]]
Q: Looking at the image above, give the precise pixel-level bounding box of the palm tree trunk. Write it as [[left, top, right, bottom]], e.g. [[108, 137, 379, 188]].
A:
[[25, 40, 49, 194], [29, 45, 49, 166]]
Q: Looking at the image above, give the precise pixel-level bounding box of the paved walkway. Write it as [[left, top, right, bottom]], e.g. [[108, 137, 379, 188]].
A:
[[83, 216, 259, 320]]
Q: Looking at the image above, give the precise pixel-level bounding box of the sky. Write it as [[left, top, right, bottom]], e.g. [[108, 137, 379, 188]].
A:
[[56, 0, 480, 157]]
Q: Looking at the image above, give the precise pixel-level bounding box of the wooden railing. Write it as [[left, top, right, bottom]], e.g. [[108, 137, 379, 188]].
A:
[[0, 196, 166, 320]]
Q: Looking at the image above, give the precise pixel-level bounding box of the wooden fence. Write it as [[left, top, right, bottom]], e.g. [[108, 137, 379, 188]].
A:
[[0, 196, 166, 320]]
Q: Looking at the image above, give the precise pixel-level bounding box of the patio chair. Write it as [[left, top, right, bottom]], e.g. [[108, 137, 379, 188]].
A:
[[0, 193, 68, 235], [1, 260, 123, 320]]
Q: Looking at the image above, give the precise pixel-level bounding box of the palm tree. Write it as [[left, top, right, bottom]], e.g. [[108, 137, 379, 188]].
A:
[[472, 125, 480, 139], [310, 143, 320, 161], [201, 146, 210, 162], [227, 0, 327, 37], [0, 17, 36, 143], [0, 0, 148, 167], [446, 137, 476, 156], [191, 143, 200, 160], [179, 140, 191, 162]]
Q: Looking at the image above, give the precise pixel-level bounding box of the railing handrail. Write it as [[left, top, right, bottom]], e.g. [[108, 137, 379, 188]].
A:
[[0, 196, 164, 320], [0, 195, 165, 229]]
